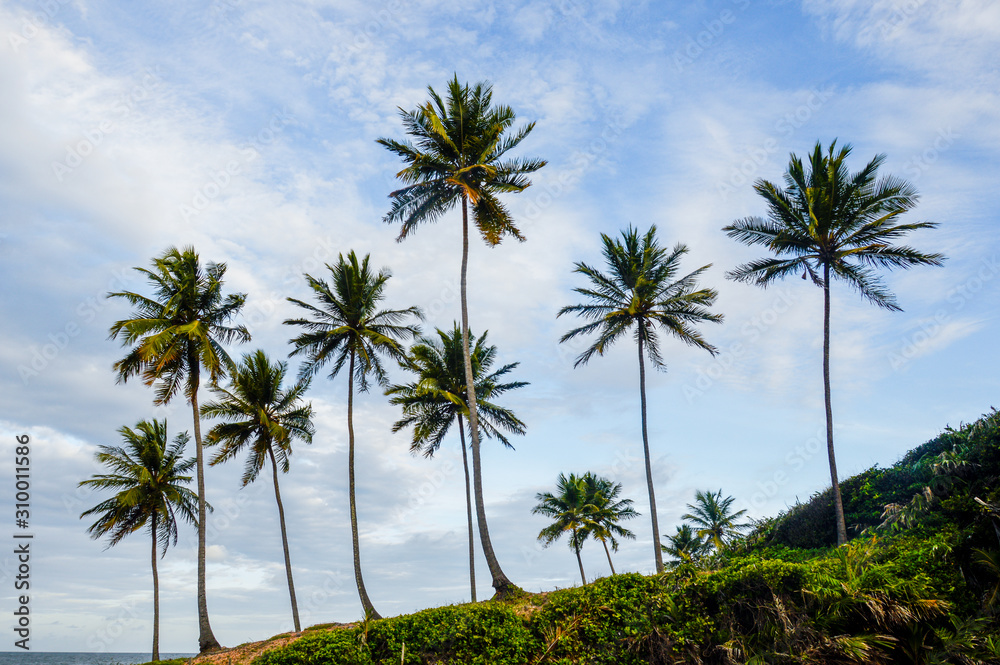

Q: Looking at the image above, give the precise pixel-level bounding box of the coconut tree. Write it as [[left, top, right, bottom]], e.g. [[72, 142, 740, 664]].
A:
[[533, 473, 599, 585], [682, 489, 750, 552], [284, 250, 421, 619], [377, 75, 545, 597], [723, 140, 945, 545], [108, 246, 249, 652], [201, 349, 314, 633], [661, 525, 709, 568], [79, 419, 199, 662], [559, 226, 723, 573], [385, 324, 527, 602], [578, 474, 638, 576]]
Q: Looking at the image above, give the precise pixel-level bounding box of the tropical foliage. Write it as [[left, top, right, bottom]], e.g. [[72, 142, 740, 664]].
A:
[[202, 349, 314, 632], [80, 419, 198, 662], [108, 245, 248, 652], [284, 250, 421, 619], [559, 225, 722, 573], [723, 140, 944, 545], [378, 74, 545, 597], [386, 324, 527, 602]]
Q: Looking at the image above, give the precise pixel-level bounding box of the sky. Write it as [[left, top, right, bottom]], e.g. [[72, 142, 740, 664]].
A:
[[1, 0, 998, 654]]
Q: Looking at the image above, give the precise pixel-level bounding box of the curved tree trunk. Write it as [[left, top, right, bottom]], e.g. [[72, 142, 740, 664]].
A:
[[600, 538, 616, 576], [347, 349, 381, 618], [459, 197, 514, 596], [268, 447, 301, 632], [824, 264, 848, 546], [189, 360, 221, 653], [637, 336, 664, 573], [458, 416, 477, 602], [573, 528, 587, 586], [151, 513, 159, 663]]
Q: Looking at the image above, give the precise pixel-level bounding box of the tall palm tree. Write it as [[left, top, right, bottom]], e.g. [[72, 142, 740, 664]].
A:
[[385, 324, 527, 602], [108, 246, 249, 652], [681, 489, 749, 552], [723, 140, 944, 546], [79, 419, 199, 662], [578, 474, 638, 576], [661, 524, 709, 568], [533, 473, 599, 586], [201, 349, 314, 633], [284, 250, 421, 619], [377, 75, 545, 597], [559, 226, 723, 573]]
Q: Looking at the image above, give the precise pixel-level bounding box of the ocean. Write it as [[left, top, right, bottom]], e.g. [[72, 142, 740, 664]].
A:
[[0, 654, 196, 665]]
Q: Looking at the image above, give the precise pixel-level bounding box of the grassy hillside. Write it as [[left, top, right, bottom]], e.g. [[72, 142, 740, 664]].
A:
[[160, 409, 1000, 665]]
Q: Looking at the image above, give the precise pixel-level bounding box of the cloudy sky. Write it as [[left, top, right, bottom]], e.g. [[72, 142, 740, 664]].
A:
[[2, 0, 998, 654]]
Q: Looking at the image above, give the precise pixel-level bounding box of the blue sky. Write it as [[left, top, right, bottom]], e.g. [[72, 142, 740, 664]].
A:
[[1, 0, 998, 654]]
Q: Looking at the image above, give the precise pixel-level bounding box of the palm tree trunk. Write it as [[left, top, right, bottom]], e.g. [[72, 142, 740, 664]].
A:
[[824, 264, 848, 546], [347, 349, 381, 619], [637, 336, 664, 573], [573, 528, 587, 585], [459, 196, 514, 596], [151, 513, 159, 662], [268, 447, 301, 632], [458, 416, 477, 603], [600, 538, 616, 576], [189, 359, 221, 653]]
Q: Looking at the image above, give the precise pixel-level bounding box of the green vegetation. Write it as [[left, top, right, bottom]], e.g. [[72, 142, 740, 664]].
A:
[[248, 409, 1000, 665]]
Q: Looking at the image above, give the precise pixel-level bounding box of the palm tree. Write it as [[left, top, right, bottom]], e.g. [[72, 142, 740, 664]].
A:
[[79, 419, 199, 662], [578, 474, 638, 576], [533, 473, 599, 585], [385, 324, 527, 602], [661, 524, 709, 568], [723, 140, 945, 546], [201, 350, 314, 633], [108, 246, 249, 652], [681, 489, 749, 552], [377, 75, 545, 597], [284, 250, 421, 619], [559, 226, 723, 573]]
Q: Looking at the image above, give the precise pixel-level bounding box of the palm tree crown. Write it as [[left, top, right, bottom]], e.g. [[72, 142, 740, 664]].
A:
[[559, 224, 723, 574], [723, 140, 944, 545], [533, 472, 600, 585], [376, 74, 546, 244], [577, 474, 638, 576], [681, 489, 750, 552], [661, 524, 710, 568], [284, 250, 421, 620], [202, 349, 314, 633], [80, 419, 198, 661]]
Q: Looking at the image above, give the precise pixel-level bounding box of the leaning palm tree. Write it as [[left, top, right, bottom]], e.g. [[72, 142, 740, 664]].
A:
[[533, 473, 600, 586], [578, 474, 638, 576], [559, 226, 723, 573], [79, 419, 199, 662], [377, 75, 545, 597], [723, 140, 944, 545], [108, 246, 249, 652], [682, 489, 750, 552], [201, 349, 314, 633], [661, 524, 709, 568], [385, 324, 527, 602], [284, 250, 421, 619]]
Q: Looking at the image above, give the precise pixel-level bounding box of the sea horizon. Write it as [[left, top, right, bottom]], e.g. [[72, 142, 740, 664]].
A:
[[0, 652, 197, 665]]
